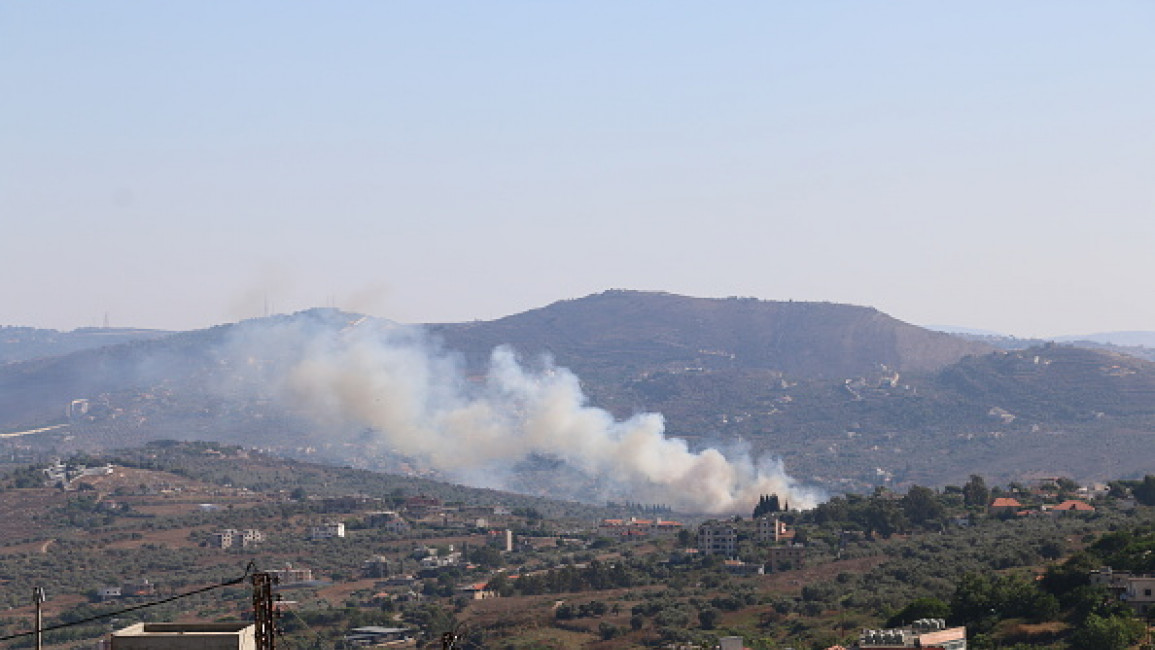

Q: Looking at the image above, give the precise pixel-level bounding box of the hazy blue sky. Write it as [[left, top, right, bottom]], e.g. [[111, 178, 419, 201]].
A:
[[3, 2, 1152, 337]]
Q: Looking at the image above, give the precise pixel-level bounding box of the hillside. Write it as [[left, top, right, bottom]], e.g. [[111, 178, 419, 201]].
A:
[[0, 326, 170, 364], [429, 290, 994, 380], [1, 292, 1153, 500]]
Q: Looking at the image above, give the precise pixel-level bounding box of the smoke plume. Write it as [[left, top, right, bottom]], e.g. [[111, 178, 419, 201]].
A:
[[238, 314, 820, 514]]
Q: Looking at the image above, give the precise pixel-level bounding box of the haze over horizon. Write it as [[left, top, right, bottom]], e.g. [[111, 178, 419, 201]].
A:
[[3, 3, 1153, 339]]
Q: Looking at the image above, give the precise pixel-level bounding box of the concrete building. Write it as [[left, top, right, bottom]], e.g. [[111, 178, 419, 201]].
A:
[[697, 522, 738, 556], [310, 521, 345, 539], [1092, 568, 1155, 615], [1122, 574, 1155, 615], [766, 544, 806, 571], [211, 529, 264, 549], [757, 516, 795, 544], [111, 622, 256, 650]]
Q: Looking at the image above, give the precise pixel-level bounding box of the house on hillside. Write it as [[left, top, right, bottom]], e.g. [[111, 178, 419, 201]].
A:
[[457, 582, 497, 600], [210, 528, 264, 549], [310, 521, 346, 539], [723, 559, 764, 576], [757, 516, 795, 544], [1091, 568, 1155, 615], [988, 497, 1023, 515], [404, 495, 443, 517], [697, 522, 738, 557], [361, 556, 393, 579], [598, 517, 683, 537], [854, 618, 966, 649], [97, 586, 122, 601], [766, 544, 806, 571], [1049, 499, 1095, 514]]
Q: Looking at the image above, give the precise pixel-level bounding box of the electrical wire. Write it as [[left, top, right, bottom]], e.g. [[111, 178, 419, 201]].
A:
[[0, 562, 256, 642]]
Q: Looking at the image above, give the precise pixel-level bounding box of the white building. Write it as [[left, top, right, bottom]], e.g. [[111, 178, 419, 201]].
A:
[[310, 521, 346, 539]]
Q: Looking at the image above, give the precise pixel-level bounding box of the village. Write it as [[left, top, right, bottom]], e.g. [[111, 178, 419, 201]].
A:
[[0, 444, 1152, 649]]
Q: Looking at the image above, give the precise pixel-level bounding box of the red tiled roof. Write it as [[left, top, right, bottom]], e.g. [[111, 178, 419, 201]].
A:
[[1054, 500, 1095, 511], [990, 497, 1022, 508]]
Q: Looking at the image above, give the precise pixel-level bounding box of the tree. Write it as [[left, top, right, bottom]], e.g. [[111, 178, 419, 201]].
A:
[[902, 485, 944, 526], [963, 475, 989, 508], [598, 622, 621, 640], [1133, 474, 1155, 506], [753, 494, 781, 519], [1068, 613, 1143, 650], [698, 608, 720, 630], [886, 597, 950, 628]]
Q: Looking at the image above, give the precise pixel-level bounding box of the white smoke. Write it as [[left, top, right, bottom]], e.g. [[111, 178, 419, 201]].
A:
[[241, 315, 821, 514]]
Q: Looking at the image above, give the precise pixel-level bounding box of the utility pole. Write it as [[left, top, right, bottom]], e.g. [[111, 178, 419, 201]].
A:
[[251, 572, 277, 650], [33, 587, 45, 650]]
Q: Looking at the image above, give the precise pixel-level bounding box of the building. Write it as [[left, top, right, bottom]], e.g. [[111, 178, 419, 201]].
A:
[[1050, 499, 1095, 514], [310, 521, 346, 539], [723, 559, 764, 576], [342, 626, 414, 647], [361, 556, 392, 579], [988, 497, 1023, 515], [598, 517, 685, 537], [404, 496, 443, 517], [1122, 574, 1155, 615], [853, 619, 965, 649], [457, 582, 497, 600], [111, 622, 255, 650], [268, 564, 314, 585], [210, 529, 264, 549], [1091, 568, 1155, 615], [366, 511, 410, 534], [97, 586, 122, 601], [757, 516, 795, 544], [697, 522, 738, 556], [766, 544, 806, 571], [121, 580, 157, 597]]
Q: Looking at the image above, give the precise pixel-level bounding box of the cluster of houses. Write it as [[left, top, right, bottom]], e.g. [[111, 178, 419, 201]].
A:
[[988, 496, 1098, 516], [596, 516, 685, 537], [696, 516, 806, 574], [41, 459, 113, 488]]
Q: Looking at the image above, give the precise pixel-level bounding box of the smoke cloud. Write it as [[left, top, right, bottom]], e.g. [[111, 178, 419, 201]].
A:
[[237, 315, 821, 514]]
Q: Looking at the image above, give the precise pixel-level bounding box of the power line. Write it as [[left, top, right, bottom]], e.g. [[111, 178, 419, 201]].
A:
[[0, 563, 255, 643]]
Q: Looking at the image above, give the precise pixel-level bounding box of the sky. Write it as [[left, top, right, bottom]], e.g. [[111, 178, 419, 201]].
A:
[[2, 2, 1153, 338]]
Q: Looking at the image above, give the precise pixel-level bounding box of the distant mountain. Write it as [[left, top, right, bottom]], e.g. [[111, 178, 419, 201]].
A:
[[0, 326, 170, 364], [1, 291, 1153, 500], [430, 290, 994, 380], [948, 330, 1155, 362], [1055, 331, 1155, 348]]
